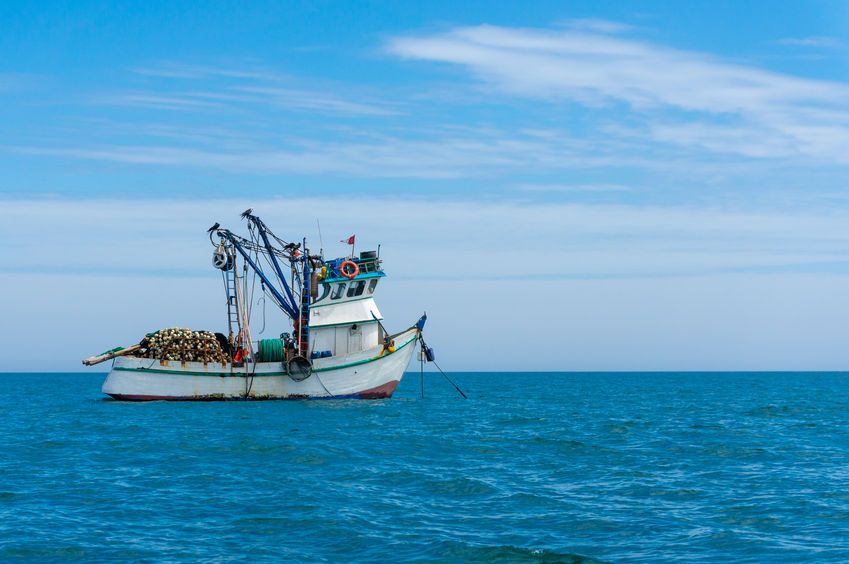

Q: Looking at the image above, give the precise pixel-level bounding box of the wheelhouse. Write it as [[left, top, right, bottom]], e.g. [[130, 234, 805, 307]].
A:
[[308, 251, 387, 359]]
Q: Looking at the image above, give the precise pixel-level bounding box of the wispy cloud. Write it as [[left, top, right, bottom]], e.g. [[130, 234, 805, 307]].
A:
[[4, 197, 849, 279], [96, 93, 225, 111], [515, 183, 633, 192], [560, 18, 634, 34], [7, 196, 849, 371], [10, 135, 594, 178], [126, 63, 398, 117], [97, 86, 397, 116], [132, 63, 282, 81], [13, 124, 739, 179], [231, 86, 400, 116], [776, 36, 844, 49], [0, 72, 41, 92], [8, 30, 849, 191], [387, 25, 849, 163], [388, 25, 849, 112]]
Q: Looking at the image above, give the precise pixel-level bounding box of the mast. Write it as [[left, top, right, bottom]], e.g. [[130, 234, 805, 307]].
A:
[[218, 231, 299, 319], [241, 212, 300, 319], [210, 213, 321, 360], [298, 238, 310, 356]]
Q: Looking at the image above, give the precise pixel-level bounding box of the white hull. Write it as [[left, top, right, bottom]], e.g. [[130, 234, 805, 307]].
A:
[[102, 327, 419, 401]]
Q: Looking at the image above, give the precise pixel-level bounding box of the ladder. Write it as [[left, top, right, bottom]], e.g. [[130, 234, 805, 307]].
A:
[[225, 265, 242, 341], [298, 257, 310, 356]]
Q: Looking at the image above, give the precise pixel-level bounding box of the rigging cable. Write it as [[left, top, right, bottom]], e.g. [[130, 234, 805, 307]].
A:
[[256, 295, 266, 334], [419, 336, 467, 399], [316, 218, 324, 257], [433, 358, 467, 398], [313, 371, 334, 397], [234, 263, 255, 398]]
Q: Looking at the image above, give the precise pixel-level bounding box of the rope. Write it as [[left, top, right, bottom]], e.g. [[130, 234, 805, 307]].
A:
[[419, 336, 467, 398], [234, 268, 255, 398], [314, 372, 334, 397], [420, 351, 424, 399], [432, 359, 467, 399], [257, 296, 266, 334]]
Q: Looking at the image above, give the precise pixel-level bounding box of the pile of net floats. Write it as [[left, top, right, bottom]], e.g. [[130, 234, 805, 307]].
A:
[[140, 328, 226, 362]]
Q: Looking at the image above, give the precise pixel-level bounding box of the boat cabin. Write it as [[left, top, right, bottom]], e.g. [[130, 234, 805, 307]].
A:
[[308, 251, 387, 359]]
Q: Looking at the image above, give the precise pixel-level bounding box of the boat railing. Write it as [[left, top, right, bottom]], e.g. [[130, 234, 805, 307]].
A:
[[356, 257, 381, 274], [323, 256, 382, 279]]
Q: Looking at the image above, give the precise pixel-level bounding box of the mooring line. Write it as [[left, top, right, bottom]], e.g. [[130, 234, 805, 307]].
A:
[[419, 336, 467, 398]]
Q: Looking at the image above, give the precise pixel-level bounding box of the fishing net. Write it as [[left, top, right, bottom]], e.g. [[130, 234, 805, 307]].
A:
[[140, 328, 227, 362]]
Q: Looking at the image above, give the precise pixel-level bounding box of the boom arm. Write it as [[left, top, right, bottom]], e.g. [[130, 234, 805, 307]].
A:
[[220, 231, 299, 319], [243, 213, 300, 318]]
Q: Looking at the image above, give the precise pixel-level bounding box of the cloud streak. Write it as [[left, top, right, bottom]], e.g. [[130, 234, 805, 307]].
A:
[[776, 36, 844, 49], [11, 130, 661, 178], [6, 29, 849, 192], [515, 183, 632, 192], [4, 196, 849, 372], [387, 25, 849, 163], [4, 197, 849, 280], [119, 63, 400, 117]]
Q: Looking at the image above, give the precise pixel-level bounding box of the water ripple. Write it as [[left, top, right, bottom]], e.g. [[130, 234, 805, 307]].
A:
[[2, 372, 849, 562]]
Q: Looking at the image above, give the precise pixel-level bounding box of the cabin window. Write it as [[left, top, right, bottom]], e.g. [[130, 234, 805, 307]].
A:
[[331, 283, 346, 300], [315, 283, 330, 303], [367, 279, 378, 294], [347, 280, 365, 297]]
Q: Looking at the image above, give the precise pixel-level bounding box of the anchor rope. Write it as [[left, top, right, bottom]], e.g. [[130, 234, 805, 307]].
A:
[[419, 336, 467, 399], [432, 359, 467, 399]]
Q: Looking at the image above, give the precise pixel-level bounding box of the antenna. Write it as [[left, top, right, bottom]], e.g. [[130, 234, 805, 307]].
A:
[[316, 218, 324, 257]]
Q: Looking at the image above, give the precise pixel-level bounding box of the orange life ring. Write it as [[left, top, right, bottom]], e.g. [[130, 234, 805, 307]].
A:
[[340, 260, 359, 279]]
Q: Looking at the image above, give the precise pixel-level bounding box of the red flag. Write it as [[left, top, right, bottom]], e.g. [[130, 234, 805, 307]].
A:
[[341, 235, 355, 245]]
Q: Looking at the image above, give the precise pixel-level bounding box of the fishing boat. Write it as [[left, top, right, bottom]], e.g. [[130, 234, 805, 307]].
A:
[[83, 209, 432, 400]]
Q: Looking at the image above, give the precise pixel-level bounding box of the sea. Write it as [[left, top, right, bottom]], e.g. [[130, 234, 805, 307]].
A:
[[2, 371, 849, 563]]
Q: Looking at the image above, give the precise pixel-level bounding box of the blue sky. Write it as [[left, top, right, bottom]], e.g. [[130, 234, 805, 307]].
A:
[[2, 1, 849, 371]]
